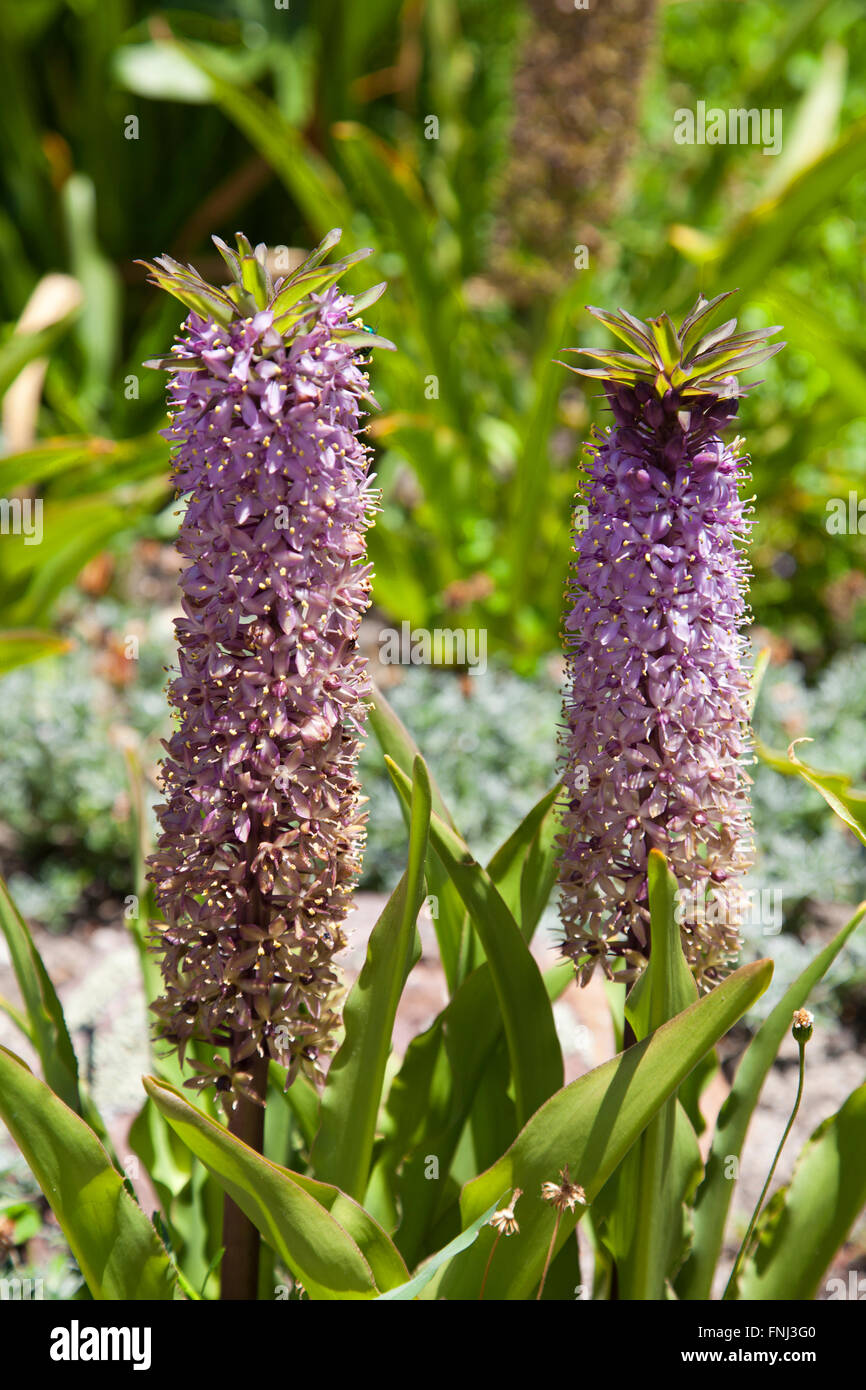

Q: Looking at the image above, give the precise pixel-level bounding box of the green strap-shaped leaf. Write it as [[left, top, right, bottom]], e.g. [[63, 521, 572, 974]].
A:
[[385, 756, 563, 1126], [735, 1081, 866, 1300], [0, 1047, 178, 1300], [312, 757, 431, 1200], [486, 782, 561, 943], [596, 852, 703, 1298], [0, 876, 81, 1112], [368, 683, 467, 991], [143, 1076, 407, 1299], [437, 956, 773, 1300], [677, 900, 866, 1299], [626, 850, 699, 1037], [756, 735, 866, 847], [377, 1197, 505, 1301]]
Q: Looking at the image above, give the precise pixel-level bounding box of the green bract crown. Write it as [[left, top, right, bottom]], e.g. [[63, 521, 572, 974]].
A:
[[137, 228, 394, 366], [562, 290, 783, 399]]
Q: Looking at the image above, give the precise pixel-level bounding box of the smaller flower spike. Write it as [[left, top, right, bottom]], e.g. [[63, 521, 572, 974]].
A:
[[557, 295, 783, 989], [139, 231, 393, 1107]]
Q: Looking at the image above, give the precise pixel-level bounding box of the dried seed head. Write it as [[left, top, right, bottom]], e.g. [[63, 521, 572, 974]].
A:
[[540, 1164, 587, 1214], [489, 1188, 523, 1237]]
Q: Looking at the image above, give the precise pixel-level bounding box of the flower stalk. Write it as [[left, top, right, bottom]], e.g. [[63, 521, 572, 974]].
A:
[[724, 1009, 813, 1298]]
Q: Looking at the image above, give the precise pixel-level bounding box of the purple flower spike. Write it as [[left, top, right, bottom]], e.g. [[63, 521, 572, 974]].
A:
[[139, 232, 392, 1104], [557, 295, 783, 989]]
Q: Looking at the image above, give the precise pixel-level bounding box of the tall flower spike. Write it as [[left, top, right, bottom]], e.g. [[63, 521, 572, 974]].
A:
[[557, 295, 783, 989], [140, 231, 393, 1107]]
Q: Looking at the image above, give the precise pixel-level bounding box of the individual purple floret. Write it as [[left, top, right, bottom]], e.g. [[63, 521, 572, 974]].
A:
[[139, 232, 392, 1104], [557, 295, 782, 988]]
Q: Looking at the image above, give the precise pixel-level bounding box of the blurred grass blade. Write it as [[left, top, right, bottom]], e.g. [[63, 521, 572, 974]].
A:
[[0, 630, 70, 674], [180, 41, 353, 238], [0, 1047, 178, 1300], [509, 275, 588, 606]]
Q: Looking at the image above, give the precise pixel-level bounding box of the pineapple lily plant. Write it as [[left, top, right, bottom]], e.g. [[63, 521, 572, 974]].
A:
[[1, 244, 865, 1304]]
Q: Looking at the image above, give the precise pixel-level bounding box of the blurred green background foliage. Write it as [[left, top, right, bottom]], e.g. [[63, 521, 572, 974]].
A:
[[0, 0, 864, 669]]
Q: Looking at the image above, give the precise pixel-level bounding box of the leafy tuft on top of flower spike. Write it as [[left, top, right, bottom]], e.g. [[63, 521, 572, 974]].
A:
[[559, 291, 783, 399], [136, 228, 395, 359]]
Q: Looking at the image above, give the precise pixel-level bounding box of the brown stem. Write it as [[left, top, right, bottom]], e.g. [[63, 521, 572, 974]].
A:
[[220, 1051, 269, 1300], [478, 1230, 502, 1301], [536, 1212, 562, 1301]]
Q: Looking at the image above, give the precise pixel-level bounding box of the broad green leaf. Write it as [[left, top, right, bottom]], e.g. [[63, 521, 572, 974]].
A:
[[0, 876, 81, 1112], [385, 757, 563, 1125], [267, 1060, 320, 1153], [144, 1076, 407, 1299], [736, 1081, 866, 1300], [0, 1047, 178, 1300], [595, 852, 703, 1299], [677, 900, 866, 1300], [369, 683, 465, 990], [368, 681, 456, 827], [380, 959, 572, 1269], [486, 783, 560, 942], [377, 1196, 504, 1301], [438, 957, 773, 1300], [626, 850, 699, 1037], [312, 757, 431, 1199], [763, 39, 845, 196]]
